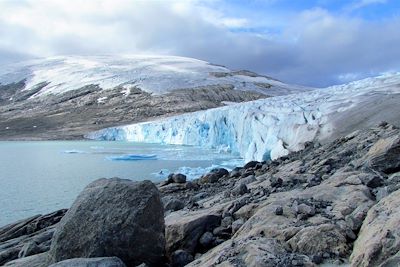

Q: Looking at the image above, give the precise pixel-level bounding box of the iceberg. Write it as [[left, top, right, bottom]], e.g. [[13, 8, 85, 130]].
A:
[[87, 73, 400, 162], [107, 154, 157, 161]]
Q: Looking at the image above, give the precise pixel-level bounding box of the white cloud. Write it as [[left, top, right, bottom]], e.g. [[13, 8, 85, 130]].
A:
[[0, 0, 399, 87], [346, 0, 387, 12]]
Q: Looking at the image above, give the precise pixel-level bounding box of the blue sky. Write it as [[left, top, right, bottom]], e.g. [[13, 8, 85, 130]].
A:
[[0, 0, 399, 86]]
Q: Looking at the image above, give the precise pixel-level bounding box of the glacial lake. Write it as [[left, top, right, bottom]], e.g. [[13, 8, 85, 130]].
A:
[[0, 141, 242, 227]]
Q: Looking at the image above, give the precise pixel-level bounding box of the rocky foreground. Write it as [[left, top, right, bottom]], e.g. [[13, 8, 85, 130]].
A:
[[1, 122, 400, 267]]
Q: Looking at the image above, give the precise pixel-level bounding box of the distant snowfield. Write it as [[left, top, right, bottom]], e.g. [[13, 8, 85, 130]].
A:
[[0, 55, 310, 97], [87, 73, 400, 162]]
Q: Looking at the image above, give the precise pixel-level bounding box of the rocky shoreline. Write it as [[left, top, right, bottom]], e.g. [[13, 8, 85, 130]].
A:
[[1, 122, 400, 267]]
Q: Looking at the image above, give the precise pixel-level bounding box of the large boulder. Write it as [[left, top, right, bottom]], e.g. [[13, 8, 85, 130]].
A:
[[165, 210, 220, 255], [48, 178, 165, 267], [359, 134, 400, 174], [351, 189, 400, 267], [48, 257, 126, 267]]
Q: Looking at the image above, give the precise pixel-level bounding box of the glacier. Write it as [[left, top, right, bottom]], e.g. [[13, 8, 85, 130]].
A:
[[86, 73, 400, 162]]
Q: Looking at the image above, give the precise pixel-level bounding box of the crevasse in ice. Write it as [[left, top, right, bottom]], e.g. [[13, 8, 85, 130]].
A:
[[86, 73, 400, 162]]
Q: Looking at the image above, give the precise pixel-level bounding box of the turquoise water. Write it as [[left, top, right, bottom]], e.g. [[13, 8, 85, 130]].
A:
[[0, 141, 242, 227]]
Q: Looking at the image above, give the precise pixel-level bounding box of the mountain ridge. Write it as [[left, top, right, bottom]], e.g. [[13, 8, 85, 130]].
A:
[[0, 55, 311, 140]]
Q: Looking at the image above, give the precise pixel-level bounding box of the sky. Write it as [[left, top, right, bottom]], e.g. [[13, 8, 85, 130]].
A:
[[0, 0, 399, 87]]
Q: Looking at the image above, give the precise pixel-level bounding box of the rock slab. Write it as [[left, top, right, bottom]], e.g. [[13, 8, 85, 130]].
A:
[[48, 257, 126, 267], [351, 188, 400, 267]]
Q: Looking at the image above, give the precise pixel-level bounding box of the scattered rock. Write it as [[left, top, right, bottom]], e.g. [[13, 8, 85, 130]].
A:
[[270, 176, 283, 188], [240, 175, 256, 185], [210, 168, 229, 178], [199, 173, 219, 184], [231, 183, 248, 196], [244, 161, 259, 169], [165, 210, 220, 254], [275, 206, 284, 216], [170, 250, 194, 267], [358, 173, 384, 188], [185, 181, 198, 190], [163, 197, 185, 212], [288, 224, 349, 256], [212, 226, 231, 239], [199, 232, 215, 248], [220, 216, 233, 228], [172, 173, 187, 184], [231, 219, 244, 233], [360, 134, 400, 174], [48, 178, 165, 267]]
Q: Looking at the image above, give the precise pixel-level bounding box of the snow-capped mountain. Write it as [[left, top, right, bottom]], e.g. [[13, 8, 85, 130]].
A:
[[0, 55, 311, 140], [87, 73, 400, 162], [0, 55, 310, 98]]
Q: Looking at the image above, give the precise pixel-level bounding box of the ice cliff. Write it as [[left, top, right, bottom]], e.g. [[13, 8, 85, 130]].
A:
[[87, 73, 400, 162]]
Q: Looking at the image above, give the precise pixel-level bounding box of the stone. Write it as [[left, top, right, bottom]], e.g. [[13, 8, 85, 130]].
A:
[[48, 257, 126, 267], [287, 224, 349, 257], [199, 232, 215, 248], [270, 177, 283, 188], [243, 161, 259, 169], [0, 209, 66, 243], [185, 181, 198, 190], [48, 178, 165, 267], [220, 216, 234, 228], [296, 203, 316, 216], [18, 241, 44, 258], [212, 226, 231, 239], [240, 175, 256, 185], [199, 173, 219, 184], [231, 183, 248, 196], [351, 189, 400, 267], [170, 250, 194, 267], [158, 183, 186, 194], [172, 173, 187, 184], [210, 168, 229, 178], [163, 197, 185, 212], [0, 247, 20, 266], [3, 252, 49, 267], [275, 206, 284, 216], [190, 192, 207, 202], [231, 219, 244, 233], [165, 210, 220, 254], [229, 169, 241, 178], [311, 254, 323, 264], [358, 173, 384, 188], [361, 134, 400, 174]]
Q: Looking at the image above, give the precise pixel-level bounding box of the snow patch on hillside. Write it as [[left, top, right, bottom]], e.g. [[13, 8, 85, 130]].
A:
[[0, 55, 311, 98]]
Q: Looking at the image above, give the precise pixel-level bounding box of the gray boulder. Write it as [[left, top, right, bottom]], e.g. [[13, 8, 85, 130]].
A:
[[170, 250, 193, 267], [172, 174, 187, 184], [48, 178, 165, 267], [165, 210, 220, 255], [163, 197, 185, 212], [360, 134, 400, 174], [48, 257, 126, 267]]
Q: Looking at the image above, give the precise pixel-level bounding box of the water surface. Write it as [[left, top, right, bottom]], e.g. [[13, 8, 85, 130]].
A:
[[0, 141, 241, 226]]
